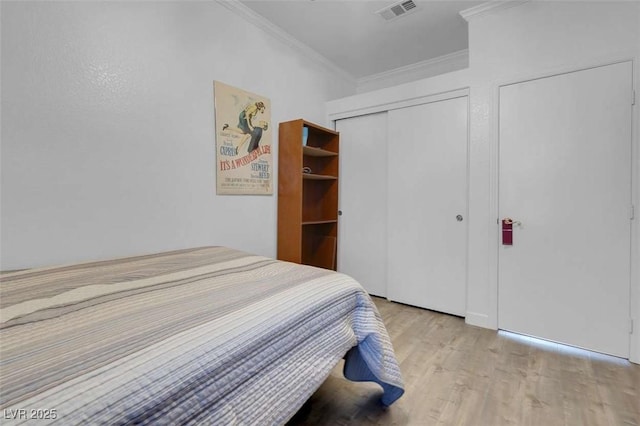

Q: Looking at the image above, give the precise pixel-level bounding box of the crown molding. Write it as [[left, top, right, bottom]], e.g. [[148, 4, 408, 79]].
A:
[[216, 0, 355, 85], [357, 49, 468, 88], [460, 0, 530, 22]]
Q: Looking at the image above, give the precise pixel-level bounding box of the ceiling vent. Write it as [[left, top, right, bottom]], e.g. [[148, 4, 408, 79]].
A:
[[375, 0, 419, 22]]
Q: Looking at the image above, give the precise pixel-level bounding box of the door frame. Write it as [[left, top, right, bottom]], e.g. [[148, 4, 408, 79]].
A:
[[490, 57, 638, 360], [328, 88, 469, 121]]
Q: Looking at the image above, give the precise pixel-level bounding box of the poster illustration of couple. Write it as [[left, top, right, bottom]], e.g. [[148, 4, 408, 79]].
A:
[[214, 81, 272, 195]]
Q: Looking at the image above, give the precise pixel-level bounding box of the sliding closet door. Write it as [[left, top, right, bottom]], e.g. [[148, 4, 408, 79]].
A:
[[336, 112, 388, 297], [387, 97, 468, 316]]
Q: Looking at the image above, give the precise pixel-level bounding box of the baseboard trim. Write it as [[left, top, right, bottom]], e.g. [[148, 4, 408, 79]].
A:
[[465, 311, 493, 329]]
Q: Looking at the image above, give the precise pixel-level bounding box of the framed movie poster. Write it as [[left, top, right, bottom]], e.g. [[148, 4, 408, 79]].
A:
[[214, 81, 272, 195]]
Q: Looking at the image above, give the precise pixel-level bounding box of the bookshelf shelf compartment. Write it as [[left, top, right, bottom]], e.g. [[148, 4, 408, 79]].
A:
[[302, 220, 338, 226], [303, 146, 338, 157], [303, 173, 337, 180]]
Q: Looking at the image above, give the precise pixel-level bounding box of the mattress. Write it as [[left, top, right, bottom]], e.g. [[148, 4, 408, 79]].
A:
[[0, 247, 404, 425]]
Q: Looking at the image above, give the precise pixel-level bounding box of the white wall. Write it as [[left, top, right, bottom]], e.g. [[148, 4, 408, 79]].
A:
[[327, 68, 470, 119], [466, 0, 639, 361], [327, 1, 640, 362], [356, 50, 468, 94], [0, 1, 355, 269]]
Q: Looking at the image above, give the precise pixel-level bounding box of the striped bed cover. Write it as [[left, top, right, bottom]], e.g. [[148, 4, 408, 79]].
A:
[[0, 247, 404, 425]]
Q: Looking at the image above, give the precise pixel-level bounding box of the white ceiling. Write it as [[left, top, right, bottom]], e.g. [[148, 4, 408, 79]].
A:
[[240, 0, 482, 79]]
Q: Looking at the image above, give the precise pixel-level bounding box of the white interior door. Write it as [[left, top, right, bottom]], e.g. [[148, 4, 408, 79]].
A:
[[336, 112, 388, 297], [498, 62, 633, 358], [387, 96, 468, 316]]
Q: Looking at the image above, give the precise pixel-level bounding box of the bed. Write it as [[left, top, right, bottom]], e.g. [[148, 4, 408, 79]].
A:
[[0, 246, 404, 425]]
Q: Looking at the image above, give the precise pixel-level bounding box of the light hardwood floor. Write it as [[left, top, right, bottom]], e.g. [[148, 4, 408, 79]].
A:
[[288, 297, 640, 426]]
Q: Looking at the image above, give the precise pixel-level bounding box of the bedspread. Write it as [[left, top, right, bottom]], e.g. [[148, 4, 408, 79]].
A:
[[0, 247, 404, 425]]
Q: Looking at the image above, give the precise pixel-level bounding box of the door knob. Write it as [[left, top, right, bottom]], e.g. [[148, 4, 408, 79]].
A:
[[503, 217, 521, 226], [456, 215, 463, 222]]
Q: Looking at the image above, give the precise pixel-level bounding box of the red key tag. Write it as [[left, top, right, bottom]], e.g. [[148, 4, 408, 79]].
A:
[[502, 219, 513, 245]]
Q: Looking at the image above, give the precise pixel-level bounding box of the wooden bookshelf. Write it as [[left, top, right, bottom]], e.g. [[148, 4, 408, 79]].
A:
[[278, 119, 339, 270]]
